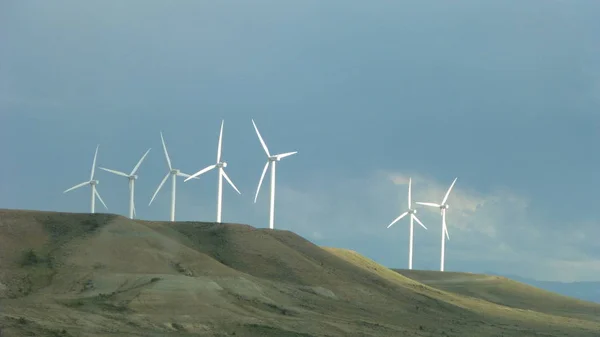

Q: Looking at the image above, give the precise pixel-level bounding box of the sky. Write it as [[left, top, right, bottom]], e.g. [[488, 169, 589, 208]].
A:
[[1, 0, 599, 282]]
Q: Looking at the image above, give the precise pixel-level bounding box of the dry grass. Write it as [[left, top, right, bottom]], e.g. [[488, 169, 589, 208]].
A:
[[395, 269, 600, 322], [1, 209, 599, 336]]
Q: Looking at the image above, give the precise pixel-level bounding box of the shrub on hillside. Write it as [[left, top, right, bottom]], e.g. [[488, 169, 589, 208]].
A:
[[20, 249, 39, 266]]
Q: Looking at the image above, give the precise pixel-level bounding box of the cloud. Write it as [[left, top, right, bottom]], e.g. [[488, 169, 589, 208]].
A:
[[272, 169, 599, 282], [274, 169, 513, 242], [387, 171, 502, 236], [542, 259, 600, 282]]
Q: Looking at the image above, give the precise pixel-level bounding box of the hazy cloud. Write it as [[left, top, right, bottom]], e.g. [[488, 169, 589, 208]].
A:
[[273, 170, 598, 282]]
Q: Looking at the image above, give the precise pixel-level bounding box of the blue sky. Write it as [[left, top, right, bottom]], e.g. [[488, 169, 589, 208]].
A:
[[1, 0, 599, 282]]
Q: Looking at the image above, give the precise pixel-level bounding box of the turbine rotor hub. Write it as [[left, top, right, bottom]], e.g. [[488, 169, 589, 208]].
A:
[[130, 175, 138, 180], [409, 208, 417, 214], [90, 180, 98, 186], [171, 169, 179, 175], [269, 156, 279, 162], [218, 162, 227, 168]]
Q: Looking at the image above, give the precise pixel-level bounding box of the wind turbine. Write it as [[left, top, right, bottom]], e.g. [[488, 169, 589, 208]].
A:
[[416, 177, 458, 272], [99, 148, 151, 219], [184, 120, 241, 223], [63, 145, 108, 213], [251, 119, 297, 230], [148, 132, 198, 222], [386, 177, 427, 270]]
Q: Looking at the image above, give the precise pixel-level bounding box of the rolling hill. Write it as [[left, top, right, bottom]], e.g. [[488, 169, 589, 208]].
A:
[[488, 272, 600, 304], [395, 270, 600, 323], [1, 209, 599, 336]]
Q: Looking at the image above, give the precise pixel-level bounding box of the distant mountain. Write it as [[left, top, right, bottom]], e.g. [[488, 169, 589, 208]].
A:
[[487, 272, 600, 303]]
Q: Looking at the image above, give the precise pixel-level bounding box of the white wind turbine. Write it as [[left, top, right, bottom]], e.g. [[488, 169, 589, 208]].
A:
[[99, 148, 151, 219], [386, 177, 427, 270], [251, 119, 297, 230], [148, 132, 198, 222], [184, 120, 241, 223], [416, 177, 458, 272], [63, 145, 108, 213]]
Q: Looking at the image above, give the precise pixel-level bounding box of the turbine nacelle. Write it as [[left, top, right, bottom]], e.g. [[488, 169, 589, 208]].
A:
[[170, 169, 180, 175], [408, 208, 417, 215], [129, 175, 138, 180], [90, 180, 98, 186], [441, 204, 449, 210], [217, 162, 228, 168], [269, 156, 281, 162]]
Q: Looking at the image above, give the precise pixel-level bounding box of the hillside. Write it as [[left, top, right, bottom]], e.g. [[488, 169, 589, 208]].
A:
[[395, 270, 600, 322], [489, 272, 600, 304], [0, 209, 599, 336]]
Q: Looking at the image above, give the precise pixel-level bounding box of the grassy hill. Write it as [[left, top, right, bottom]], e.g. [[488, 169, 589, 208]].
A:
[[488, 272, 600, 304], [395, 270, 600, 323], [1, 209, 600, 336]]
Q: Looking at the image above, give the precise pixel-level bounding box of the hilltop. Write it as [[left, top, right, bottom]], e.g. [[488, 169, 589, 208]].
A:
[[1, 209, 600, 336]]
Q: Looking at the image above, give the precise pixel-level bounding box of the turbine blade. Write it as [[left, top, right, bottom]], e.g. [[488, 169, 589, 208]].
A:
[[416, 202, 440, 208], [442, 177, 458, 205], [177, 172, 199, 179], [222, 170, 241, 194], [63, 181, 89, 193], [412, 214, 427, 230], [276, 151, 297, 159], [387, 211, 408, 228], [130, 148, 151, 176], [99, 167, 129, 177], [184, 164, 216, 182], [217, 120, 224, 163], [408, 177, 412, 208], [254, 161, 269, 203], [149, 172, 170, 206], [251, 119, 271, 157], [90, 145, 99, 180], [95, 188, 108, 210], [160, 132, 172, 170]]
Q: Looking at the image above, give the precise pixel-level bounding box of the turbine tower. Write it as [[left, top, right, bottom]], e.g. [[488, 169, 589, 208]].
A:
[[63, 145, 108, 213], [99, 148, 151, 219], [148, 132, 198, 222], [251, 119, 297, 230], [386, 177, 427, 270], [184, 120, 241, 223], [416, 177, 458, 272]]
